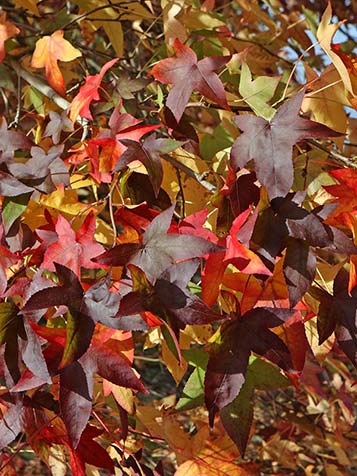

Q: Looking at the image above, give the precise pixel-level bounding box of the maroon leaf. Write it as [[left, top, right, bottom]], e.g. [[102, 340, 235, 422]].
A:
[[149, 39, 230, 122], [230, 91, 342, 199], [60, 358, 93, 449], [60, 341, 146, 448], [283, 238, 316, 307], [0, 118, 32, 162], [23, 263, 124, 367], [71, 425, 115, 474], [116, 135, 182, 197], [205, 307, 293, 424]]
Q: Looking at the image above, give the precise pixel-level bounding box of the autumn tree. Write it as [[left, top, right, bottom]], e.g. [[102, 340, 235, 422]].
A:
[[0, 0, 356, 475]]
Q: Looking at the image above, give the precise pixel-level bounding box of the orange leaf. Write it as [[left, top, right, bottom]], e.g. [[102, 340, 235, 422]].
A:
[[31, 30, 81, 96], [0, 12, 20, 63], [175, 427, 257, 476], [69, 58, 119, 122]]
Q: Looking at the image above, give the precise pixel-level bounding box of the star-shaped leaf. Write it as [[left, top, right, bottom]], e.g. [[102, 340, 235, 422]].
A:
[[43, 110, 74, 144], [8, 145, 69, 193], [231, 90, 342, 199], [69, 58, 119, 122], [116, 134, 182, 197], [31, 30, 82, 96], [40, 213, 105, 276], [93, 203, 223, 281], [149, 38, 230, 122], [22, 263, 122, 368], [116, 261, 222, 332], [205, 307, 293, 425]]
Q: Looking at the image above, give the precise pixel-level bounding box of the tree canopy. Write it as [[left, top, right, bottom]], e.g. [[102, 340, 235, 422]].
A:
[[0, 0, 357, 475]]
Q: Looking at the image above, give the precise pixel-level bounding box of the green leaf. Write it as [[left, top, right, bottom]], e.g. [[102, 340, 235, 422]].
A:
[[239, 62, 280, 120], [2, 194, 30, 234], [176, 366, 205, 410], [220, 356, 289, 456]]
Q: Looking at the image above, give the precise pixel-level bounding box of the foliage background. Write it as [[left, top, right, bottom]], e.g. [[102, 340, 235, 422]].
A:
[[0, 0, 357, 475]]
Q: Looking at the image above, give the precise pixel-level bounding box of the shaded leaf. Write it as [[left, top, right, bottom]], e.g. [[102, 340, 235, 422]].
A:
[[205, 307, 293, 424]]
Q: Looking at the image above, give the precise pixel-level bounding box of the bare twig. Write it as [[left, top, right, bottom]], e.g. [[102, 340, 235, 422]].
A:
[[10, 59, 70, 111], [306, 139, 357, 169], [163, 154, 217, 193]]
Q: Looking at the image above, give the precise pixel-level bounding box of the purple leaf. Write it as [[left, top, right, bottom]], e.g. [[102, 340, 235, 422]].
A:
[[231, 91, 342, 199]]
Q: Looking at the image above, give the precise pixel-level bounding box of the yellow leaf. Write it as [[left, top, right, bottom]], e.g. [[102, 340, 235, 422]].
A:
[[31, 30, 82, 95], [103, 381, 134, 414], [303, 63, 348, 138], [12, 0, 39, 16], [22, 187, 89, 230], [175, 429, 251, 476], [161, 330, 190, 384], [317, 3, 357, 100], [161, 0, 187, 46]]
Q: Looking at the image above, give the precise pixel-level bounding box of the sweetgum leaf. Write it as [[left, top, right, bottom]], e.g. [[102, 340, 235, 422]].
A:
[[149, 39, 230, 122], [69, 58, 119, 122], [31, 30, 81, 96], [0, 394, 25, 449], [205, 307, 293, 424], [8, 145, 69, 193], [60, 358, 93, 449], [114, 261, 222, 331], [0, 119, 32, 162], [94, 204, 223, 281], [333, 270, 357, 366], [23, 264, 124, 367], [283, 238, 316, 307], [0, 302, 50, 386], [117, 135, 182, 197], [61, 342, 146, 448], [220, 356, 289, 456], [231, 90, 342, 199], [40, 213, 105, 276], [0, 171, 33, 196]]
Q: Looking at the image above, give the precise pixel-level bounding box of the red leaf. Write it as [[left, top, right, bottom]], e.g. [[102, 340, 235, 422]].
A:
[[149, 39, 230, 121], [0, 12, 19, 63], [69, 58, 119, 121], [40, 213, 105, 276]]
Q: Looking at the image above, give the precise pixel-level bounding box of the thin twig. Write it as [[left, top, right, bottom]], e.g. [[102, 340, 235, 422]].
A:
[[10, 59, 70, 111], [306, 139, 357, 168], [163, 154, 217, 193]]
